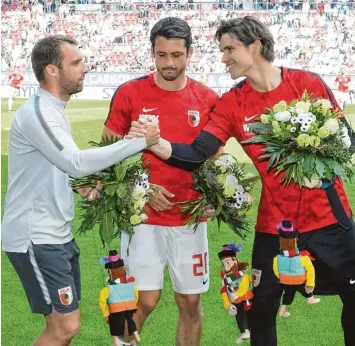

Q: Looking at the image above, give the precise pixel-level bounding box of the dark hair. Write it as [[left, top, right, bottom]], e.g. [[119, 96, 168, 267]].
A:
[[31, 35, 77, 82], [215, 16, 275, 62], [150, 17, 192, 51]]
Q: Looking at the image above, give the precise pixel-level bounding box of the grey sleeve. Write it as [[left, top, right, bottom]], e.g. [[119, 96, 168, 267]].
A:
[[21, 97, 147, 178]]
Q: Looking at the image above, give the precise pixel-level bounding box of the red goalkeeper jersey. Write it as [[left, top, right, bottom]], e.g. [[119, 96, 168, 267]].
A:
[[204, 67, 352, 235], [105, 74, 219, 226]]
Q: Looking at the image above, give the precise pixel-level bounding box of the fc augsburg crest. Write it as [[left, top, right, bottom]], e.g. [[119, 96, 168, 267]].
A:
[[188, 110, 200, 127]]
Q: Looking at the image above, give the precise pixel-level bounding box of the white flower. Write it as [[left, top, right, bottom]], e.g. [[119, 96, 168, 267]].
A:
[[290, 127, 297, 133], [133, 186, 146, 200], [303, 177, 322, 189], [140, 213, 148, 222], [290, 117, 298, 124], [324, 118, 340, 134], [273, 111, 292, 122], [243, 192, 254, 204], [140, 172, 149, 181], [215, 155, 233, 168], [295, 101, 311, 113], [340, 126, 351, 148], [317, 99, 331, 110], [225, 174, 239, 188]]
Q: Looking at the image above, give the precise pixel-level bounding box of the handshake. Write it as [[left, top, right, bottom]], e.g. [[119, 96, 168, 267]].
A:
[[127, 119, 160, 147]]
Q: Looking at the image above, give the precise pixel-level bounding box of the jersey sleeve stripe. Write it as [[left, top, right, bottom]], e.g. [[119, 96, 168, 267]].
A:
[[34, 95, 64, 151]]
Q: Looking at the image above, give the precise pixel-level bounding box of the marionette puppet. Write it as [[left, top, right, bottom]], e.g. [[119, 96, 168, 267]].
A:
[[273, 220, 320, 318], [219, 243, 253, 344], [99, 250, 140, 346]]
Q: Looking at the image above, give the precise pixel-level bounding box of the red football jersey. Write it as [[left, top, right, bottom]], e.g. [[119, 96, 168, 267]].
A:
[[9, 73, 24, 89], [204, 67, 352, 235], [335, 75, 351, 93], [105, 74, 219, 226]]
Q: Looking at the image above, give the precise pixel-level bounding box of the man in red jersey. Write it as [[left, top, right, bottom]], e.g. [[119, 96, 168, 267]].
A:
[[128, 17, 355, 346], [8, 70, 24, 111], [102, 17, 219, 346], [335, 69, 351, 110]]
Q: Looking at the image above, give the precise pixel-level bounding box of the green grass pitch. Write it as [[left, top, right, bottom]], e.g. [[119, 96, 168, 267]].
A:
[[1, 99, 355, 346]]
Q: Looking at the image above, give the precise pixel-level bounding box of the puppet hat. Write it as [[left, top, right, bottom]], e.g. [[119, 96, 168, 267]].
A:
[[99, 249, 124, 269], [218, 243, 242, 259], [277, 220, 300, 239]]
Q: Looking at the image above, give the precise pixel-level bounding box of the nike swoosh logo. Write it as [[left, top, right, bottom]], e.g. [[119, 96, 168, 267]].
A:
[[203, 278, 209, 285], [350, 279, 355, 284], [142, 107, 158, 112], [244, 114, 259, 122]]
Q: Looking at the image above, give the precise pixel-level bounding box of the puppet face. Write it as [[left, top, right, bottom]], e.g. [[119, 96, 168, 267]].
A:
[[221, 256, 238, 274], [279, 237, 297, 250], [109, 265, 128, 281]]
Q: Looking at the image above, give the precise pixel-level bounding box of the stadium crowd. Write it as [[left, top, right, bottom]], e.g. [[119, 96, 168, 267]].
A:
[[1, 0, 354, 75]]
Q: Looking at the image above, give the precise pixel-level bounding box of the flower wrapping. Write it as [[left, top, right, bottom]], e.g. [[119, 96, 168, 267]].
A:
[[178, 153, 258, 239], [70, 137, 150, 246], [242, 92, 354, 188]]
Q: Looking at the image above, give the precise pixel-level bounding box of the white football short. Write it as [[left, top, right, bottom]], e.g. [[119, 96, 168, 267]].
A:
[[8, 86, 19, 99], [335, 90, 350, 107], [123, 223, 209, 294]]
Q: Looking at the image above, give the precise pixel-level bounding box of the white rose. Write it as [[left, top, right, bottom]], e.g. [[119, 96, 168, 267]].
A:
[[140, 213, 148, 222], [273, 111, 292, 122], [225, 174, 239, 188], [133, 186, 146, 200], [317, 98, 331, 110], [340, 126, 352, 148], [324, 118, 339, 134], [295, 101, 310, 113], [243, 192, 254, 204]]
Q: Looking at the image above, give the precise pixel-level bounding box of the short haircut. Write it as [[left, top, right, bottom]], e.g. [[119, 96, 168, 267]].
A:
[[150, 17, 192, 51], [31, 35, 77, 81], [215, 16, 275, 62]]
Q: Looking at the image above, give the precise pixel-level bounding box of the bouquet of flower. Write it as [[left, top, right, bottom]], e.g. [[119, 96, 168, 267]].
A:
[[178, 153, 259, 239], [70, 137, 150, 246], [242, 92, 354, 188]]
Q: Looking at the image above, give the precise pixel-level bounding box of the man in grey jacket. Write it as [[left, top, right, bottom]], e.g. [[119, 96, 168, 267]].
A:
[[1, 35, 159, 346]]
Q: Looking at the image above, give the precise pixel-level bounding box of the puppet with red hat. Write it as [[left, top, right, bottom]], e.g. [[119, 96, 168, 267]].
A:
[[99, 250, 140, 345], [273, 220, 320, 318]]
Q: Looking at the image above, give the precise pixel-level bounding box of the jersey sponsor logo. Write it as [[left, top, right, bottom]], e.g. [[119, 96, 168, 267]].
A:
[[244, 113, 259, 122], [188, 110, 200, 127], [142, 107, 158, 112], [58, 286, 73, 306], [138, 114, 159, 124], [203, 278, 209, 285], [251, 268, 262, 287]]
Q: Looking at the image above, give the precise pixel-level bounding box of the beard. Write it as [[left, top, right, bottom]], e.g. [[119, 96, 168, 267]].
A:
[[59, 71, 84, 96], [225, 263, 239, 275], [157, 66, 185, 81]]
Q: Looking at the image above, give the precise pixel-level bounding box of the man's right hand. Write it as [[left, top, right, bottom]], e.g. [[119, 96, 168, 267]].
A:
[[227, 304, 238, 316], [148, 184, 175, 212], [144, 124, 160, 147], [126, 119, 149, 139]]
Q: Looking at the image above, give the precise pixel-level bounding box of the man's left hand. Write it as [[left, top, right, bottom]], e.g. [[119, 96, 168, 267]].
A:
[[76, 181, 102, 201]]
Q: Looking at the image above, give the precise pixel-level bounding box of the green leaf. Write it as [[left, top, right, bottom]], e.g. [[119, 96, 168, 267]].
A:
[[215, 194, 225, 216], [116, 184, 127, 198], [122, 153, 143, 168], [99, 211, 115, 247], [302, 155, 315, 179], [113, 165, 128, 182], [104, 184, 118, 197], [315, 159, 326, 177], [241, 135, 267, 145]]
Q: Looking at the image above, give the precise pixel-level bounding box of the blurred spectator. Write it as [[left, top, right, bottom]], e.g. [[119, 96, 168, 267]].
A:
[[1, 3, 354, 75]]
